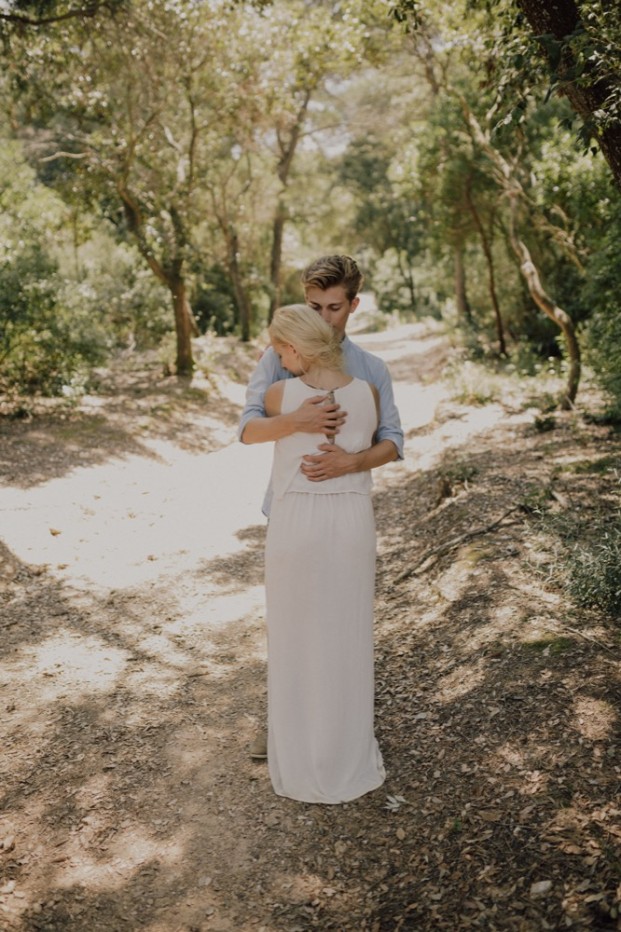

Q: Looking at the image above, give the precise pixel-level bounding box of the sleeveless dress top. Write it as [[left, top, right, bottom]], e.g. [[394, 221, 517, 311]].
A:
[[270, 377, 377, 501]]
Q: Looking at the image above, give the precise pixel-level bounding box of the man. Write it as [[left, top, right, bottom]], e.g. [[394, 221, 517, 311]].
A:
[[239, 254, 404, 758]]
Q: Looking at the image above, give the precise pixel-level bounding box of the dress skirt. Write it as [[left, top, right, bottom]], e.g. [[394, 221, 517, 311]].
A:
[[265, 489, 385, 804]]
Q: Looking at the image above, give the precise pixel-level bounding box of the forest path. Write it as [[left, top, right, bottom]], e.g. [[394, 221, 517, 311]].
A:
[[1, 318, 620, 932]]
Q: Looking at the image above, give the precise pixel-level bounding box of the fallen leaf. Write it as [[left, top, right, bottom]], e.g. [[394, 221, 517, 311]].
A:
[[530, 880, 553, 898], [479, 810, 502, 822]]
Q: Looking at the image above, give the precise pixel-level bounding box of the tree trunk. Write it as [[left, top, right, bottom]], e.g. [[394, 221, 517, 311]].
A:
[[465, 183, 507, 355], [170, 275, 194, 377], [226, 227, 252, 342], [508, 205, 581, 408], [396, 250, 416, 309], [517, 0, 621, 191], [454, 242, 474, 325], [118, 185, 195, 376], [268, 90, 312, 321], [269, 198, 286, 322], [457, 93, 582, 404]]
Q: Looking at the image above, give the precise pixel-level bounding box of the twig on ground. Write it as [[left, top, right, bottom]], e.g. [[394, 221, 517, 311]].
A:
[[394, 505, 522, 583], [540, 624, 614, 654]]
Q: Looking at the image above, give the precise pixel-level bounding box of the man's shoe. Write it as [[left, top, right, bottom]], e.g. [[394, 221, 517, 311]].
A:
[[250, 730, 267, 760]]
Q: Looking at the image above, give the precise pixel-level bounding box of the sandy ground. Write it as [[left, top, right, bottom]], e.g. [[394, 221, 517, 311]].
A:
[[1, 317, 620, 931]]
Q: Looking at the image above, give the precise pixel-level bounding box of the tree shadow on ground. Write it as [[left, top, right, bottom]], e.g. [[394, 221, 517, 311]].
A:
[[195, 524, 267, 591], [0, 370, 242, 489], [2, 406, 621, 931], [367, 410, 621, 929]]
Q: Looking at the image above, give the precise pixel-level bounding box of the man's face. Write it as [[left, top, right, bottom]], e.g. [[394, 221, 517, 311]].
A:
[[305, 285, 359, 340]]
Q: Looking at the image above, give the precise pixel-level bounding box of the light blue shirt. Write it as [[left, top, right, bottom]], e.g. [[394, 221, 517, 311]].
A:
[[238, 336, 404, 516]]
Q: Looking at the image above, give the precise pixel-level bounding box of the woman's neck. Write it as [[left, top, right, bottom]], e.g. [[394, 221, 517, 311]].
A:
[[300, 364, 351, 391]]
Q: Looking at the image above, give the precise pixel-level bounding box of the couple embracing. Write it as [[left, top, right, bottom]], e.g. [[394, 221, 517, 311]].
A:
[[239, 255, 403, 805]]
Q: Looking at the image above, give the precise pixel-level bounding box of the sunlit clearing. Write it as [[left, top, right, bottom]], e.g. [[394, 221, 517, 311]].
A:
[[0, 441, 272, 594], [403, 405, 529, 474]]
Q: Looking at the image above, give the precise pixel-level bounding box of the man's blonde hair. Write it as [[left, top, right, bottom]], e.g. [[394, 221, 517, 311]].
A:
[[301, 255, 363, 302], [269, 305, 344, 371]]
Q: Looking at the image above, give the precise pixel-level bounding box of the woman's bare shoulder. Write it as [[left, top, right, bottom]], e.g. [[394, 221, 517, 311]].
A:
[[265, 379, 286, 416]]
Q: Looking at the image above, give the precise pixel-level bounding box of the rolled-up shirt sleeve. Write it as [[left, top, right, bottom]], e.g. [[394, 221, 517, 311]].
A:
[[374, 358, 404, 459], [238, 347, 284, 442], [342, 340, 404, 460]]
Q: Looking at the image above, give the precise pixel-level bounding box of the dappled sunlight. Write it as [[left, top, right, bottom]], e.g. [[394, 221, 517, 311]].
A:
[[491, 744, 552, 796], [390, 404, 535, 481], [452, 604, 520, 654], [121, 662, 187, 699], [0, 439, 272, 594], [573, 696, 617, 741], [164, 724, 227, 772], [2, 319, 620, 931], [435, 657, 487, 702], [4, 630, 128, 706], [57, 829, 185, 893]]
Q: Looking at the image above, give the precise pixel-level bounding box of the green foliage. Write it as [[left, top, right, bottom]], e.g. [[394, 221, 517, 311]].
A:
[[67, 235, 171, 351], [566, 521, 621, 617], [0, 137, 172, 394], [0, 0, 619, 399], [531, 501, 621, 619], [191, 264, 238, 336], [581, 196, 621, 416], [0, 139, 105, 394], [0, 246, 107, 395]]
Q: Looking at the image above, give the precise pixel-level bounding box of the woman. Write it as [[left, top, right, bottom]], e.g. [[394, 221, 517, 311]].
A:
[[264, 305, 385, 804]]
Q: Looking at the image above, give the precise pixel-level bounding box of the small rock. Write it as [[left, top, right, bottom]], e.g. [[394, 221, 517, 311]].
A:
[[530, 880, 553, 898]]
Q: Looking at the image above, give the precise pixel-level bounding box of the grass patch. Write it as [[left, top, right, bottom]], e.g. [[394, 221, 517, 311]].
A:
[[522, 636, 574, 654], [528, 511, 621, 619], [566, 455, 620, 475]]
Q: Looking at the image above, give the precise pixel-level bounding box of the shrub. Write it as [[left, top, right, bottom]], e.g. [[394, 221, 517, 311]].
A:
[[566, 523, 621, 617], [0, 246, 108, 395], [581, 198, 621, 417]]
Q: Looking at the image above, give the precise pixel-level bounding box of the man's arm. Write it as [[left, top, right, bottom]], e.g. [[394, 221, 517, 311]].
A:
[[239, 345, 346, 444], [238, 346, 282, 442], [301, 438, 398, 482], [301, 352, 403, 481]]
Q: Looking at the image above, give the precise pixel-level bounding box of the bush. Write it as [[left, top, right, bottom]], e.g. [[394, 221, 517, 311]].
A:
[[566, 522, 621, 617], [581, 197, 621, 416], [0, 246, 108, 395], [191, 263, 238, 335]]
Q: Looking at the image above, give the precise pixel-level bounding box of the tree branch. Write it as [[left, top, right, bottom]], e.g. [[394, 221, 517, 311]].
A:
[[0, 1, 121, 28], [394, 506, 522, 583]]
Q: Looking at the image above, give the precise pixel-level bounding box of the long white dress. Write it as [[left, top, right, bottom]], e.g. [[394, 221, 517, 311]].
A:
[[265, 377, 385, 804]]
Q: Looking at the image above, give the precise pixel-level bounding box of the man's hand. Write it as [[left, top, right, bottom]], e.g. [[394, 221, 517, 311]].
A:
[[293, 397, 347, 436], [242, 393, 346, 444], [300, 443, 357, 481], [300, 438, 399, 481]]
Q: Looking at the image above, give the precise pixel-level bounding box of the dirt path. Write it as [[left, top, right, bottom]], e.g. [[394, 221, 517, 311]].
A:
[[1, 321, 620, 931]]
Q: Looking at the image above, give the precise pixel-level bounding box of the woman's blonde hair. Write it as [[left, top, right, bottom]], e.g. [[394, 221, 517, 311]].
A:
[[269, 305, 344, 371]]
